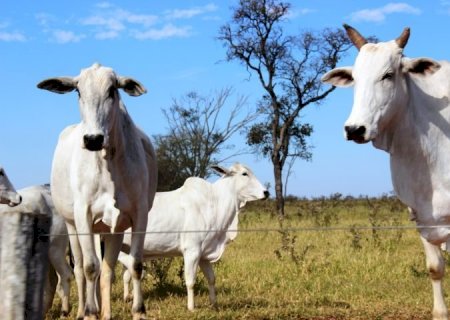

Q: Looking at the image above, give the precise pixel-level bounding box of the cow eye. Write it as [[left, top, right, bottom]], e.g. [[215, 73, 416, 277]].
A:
[[381, 72, 394, 81], [242, 172, 248, 176], [0, 170, 4, 177]]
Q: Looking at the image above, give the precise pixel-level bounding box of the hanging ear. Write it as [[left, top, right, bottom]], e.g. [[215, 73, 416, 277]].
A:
[[321, 67, 354, 87], [37, 77, 77, 94], [117, 76, 147, 96], [403, 58, 441, 76], [211, 165, 230, 176]]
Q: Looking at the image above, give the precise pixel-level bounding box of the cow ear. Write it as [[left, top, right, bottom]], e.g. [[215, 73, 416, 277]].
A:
[[118, 77, 147, 96], [321, 67, 354, 87], [37, 77, 77, 94], [403, 58, 441, 76], [211, 165, 230, 176]]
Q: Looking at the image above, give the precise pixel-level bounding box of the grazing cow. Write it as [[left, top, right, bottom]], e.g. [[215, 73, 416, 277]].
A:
[[37, 63, 157, 320], [119, 163, 269, 311], [0, 166, 22, 206], [322, 25, 450, 320]]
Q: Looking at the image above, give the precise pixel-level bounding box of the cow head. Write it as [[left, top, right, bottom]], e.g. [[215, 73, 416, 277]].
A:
[[212, 163, 269, 205], [321, 25, 441, 144], [0, 166, 22, 207], [37, 63, 147, 151]]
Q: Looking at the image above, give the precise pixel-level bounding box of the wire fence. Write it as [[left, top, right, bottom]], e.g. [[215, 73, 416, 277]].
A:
[[44, 224, 450, 237]]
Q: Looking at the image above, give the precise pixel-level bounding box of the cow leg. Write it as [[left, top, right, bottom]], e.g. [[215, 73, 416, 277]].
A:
[[118, 252, 134, 302], [73, 205, 100, 320], [199, 260, 217, 309], [43, 263, 58, 316], [129, 213, 149, 320], [49, 239, 73, 316], [421, 235, 448, 320], [183, 249, 201, 311], [66, 223, 86, 320], [123, 269, 133, 302], [99, 233, 123, 320]]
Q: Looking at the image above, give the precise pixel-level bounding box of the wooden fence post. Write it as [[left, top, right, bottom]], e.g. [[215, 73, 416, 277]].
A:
[[0, 207, 52, 320]]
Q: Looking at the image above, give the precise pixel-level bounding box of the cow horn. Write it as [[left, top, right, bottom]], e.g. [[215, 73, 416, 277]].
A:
[[343, 24, 367, 50], [395, 27, 410, 49]]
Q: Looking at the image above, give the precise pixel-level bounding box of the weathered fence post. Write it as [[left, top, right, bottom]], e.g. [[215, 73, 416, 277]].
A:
[[0, 203, 52, 320]]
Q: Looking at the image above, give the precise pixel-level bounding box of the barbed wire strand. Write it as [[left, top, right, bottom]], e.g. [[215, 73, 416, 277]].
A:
[[43, 224, 450, 237]]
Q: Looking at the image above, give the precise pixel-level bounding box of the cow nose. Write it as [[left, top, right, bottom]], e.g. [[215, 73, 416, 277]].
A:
[[9, 194, 22, 207], [83, 134, 104, 151], [263, 190, 270, 199], [345, 125, 366, 141]]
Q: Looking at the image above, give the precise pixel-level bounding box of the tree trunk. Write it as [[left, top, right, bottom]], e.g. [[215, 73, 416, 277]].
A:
[[273, 158, 285, 216]]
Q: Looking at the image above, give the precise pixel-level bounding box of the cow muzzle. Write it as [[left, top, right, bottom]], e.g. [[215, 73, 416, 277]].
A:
[[344, 125, 368, 144], [9, 194, 22, 207], [83, 134, 105, 151]]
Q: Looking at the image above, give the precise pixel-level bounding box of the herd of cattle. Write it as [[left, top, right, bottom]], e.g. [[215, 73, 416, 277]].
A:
[[0, 24, 450, 320]]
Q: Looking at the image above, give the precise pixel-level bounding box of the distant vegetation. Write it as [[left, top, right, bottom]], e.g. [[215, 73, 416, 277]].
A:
[[46, 195, 443, 319]]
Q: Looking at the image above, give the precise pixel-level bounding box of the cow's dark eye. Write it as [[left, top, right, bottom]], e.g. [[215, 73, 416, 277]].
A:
[[381, 72, 394, 81], [0, 170, 4, 177], [242, 172, 248, 176]]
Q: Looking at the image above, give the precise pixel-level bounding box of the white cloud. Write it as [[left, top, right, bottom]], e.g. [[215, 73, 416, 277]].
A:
[[165, 3, 218, 19], [132, 24, 192, 40], [52, 30, 85, 44], [38, 3, 214, 42], [0, 22, 26, 42], [82, 16, 125, 31], [81, 6, 158, 39], [351, 2, 421, 22], [96, 2, 113, 9], [286, 8, 315, 19], [0, 31, 26, 42]]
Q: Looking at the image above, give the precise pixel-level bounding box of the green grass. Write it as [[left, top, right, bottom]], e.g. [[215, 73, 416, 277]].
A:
[[46, 196, 447, 319]]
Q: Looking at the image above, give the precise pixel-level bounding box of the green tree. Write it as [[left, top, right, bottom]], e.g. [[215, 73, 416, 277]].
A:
[[155, 87, 255, 191], [218, 0, 351, 215]]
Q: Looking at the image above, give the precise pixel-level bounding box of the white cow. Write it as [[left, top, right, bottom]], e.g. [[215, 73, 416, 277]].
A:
[[119, 163, 269, 311], [0, 183, 72, 318], [322, 25, 450, 320], [0, 166, 22, 206], [40, 185, 73, 318], [37, 63, 157, 320]]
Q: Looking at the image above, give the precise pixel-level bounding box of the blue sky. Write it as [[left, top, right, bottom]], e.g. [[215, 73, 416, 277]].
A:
[[1, 1, 449, 198]]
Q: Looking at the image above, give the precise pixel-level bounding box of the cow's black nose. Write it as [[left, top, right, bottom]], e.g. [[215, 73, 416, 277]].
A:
[[83, 134, 104, 151], [345, 125, 366, 142], [263, 191, 270, 199]]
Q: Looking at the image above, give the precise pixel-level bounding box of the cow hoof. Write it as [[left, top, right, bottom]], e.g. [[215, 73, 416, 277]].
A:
[[132, 313, 147, 320], [61, 310, 69, 317]]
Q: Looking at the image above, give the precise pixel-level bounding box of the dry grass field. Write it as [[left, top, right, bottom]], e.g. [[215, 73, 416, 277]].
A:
[[46, 195, 447, 319]]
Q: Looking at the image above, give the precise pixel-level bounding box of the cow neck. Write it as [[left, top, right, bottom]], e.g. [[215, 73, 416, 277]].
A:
[[381, 73, 448, 212], [393, 74, 448, 160], [210, 177, 240, 232], [104, 100, 137, 162]]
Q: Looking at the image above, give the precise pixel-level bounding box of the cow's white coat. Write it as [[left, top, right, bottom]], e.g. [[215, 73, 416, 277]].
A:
[[119, 163, 268, 311], [38, 63, 157, 320], [322, 25, 450, 320]]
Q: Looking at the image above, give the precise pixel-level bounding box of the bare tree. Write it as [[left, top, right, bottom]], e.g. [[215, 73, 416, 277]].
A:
[[155, 87, 255, 191], [218, 0, 351, 215]]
